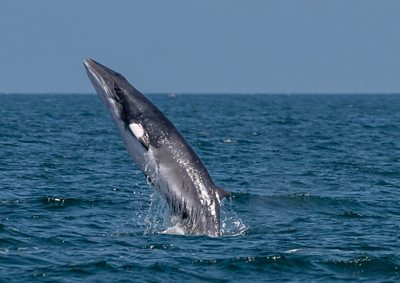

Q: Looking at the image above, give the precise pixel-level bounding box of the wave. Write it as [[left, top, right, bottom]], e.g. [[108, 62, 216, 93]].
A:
[[37, 196, 134, 209], [230, 191, 370, 216], [231, 191, 359, 205], [321, 255, 400, 278]]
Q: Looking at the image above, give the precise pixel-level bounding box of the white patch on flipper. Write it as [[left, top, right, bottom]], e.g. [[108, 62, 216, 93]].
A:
[[129, 123, 144, 139]]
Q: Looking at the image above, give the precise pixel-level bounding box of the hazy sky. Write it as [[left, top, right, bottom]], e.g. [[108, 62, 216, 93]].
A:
[[1, 1, 399, 94]]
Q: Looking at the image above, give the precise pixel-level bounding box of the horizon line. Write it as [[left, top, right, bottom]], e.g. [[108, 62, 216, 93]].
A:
[[1, 92, 400, 96]]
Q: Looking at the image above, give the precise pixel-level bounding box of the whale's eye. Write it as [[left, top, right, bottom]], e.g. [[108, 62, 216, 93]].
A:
[[114, 86, 123, 95], [114, 86, 124, 103]]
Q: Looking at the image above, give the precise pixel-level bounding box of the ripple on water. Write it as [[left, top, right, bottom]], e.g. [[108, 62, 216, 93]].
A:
[[1, 94, 400, 282]]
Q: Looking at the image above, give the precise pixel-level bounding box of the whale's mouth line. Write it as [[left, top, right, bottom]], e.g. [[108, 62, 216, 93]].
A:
[[85, 63, 127, 123]]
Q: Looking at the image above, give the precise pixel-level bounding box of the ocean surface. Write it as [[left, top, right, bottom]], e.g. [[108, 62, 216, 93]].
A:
[[1, 93, 400, 282]]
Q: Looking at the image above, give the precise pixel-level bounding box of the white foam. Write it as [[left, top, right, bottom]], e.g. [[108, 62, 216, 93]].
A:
[[161, 225, 186, 235], [285, 249, 303, 253]]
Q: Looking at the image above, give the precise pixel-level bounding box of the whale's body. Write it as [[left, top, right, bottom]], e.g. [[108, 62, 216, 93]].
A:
[[84, 59, 228, 236]]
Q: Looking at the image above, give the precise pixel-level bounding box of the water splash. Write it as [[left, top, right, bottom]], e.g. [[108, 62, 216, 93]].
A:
[[156, 198, 247, 236], [161, 225, 185, 235], [133, 182, 246, 237], [131, 183, 162, 233], [141, 190, 168, 235], [220, 197, 247, 236]]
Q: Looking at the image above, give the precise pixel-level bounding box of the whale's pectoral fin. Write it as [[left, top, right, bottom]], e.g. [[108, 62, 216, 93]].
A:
[[128, 122, 150, 150], [215, 186, 230, 201]]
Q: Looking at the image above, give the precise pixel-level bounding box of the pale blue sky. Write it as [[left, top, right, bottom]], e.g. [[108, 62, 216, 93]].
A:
[[1, 1, 399, 94]]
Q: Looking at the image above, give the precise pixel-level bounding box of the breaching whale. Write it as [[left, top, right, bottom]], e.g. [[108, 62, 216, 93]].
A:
[[84, 59, 229, 237]]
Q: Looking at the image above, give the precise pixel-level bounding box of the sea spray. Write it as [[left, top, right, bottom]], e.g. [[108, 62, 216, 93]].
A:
[[134, 183, 246, 236], [220, 197, 247, 236]]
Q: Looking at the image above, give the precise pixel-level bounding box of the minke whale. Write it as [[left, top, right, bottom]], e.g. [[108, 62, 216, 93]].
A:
[[84, 59, 229, 237]]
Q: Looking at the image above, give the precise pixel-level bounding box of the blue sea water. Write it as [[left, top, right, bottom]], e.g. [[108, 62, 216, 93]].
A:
[[1, 93, 400, 282]]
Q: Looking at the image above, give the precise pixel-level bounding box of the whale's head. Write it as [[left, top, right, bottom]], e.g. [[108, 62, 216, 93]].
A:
[[84, 58, 163, 171], [84, 59, 173, 150], [84, 59, 151, 126], [84, 58, 177, 168]]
